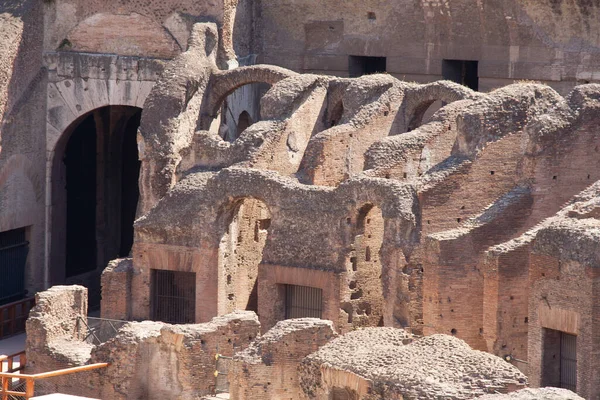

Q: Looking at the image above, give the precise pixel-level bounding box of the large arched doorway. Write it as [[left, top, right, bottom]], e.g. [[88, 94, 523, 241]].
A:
[[52, 106, 142, 307]]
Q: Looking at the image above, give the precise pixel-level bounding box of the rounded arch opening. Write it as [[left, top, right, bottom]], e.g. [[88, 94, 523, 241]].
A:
[[236, 110, 253, 139], [327, 101, 344, 128], [407, 100, 442, 132], [218, 197, 272, 315], [50, 105, 142, 307], [341, 204, 384, 329]]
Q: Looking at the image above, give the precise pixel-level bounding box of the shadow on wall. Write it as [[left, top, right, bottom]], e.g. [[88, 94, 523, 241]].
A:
[[0, 0, 46, 297]]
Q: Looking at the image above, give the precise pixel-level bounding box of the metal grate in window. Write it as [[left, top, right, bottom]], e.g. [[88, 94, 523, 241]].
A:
[[151, 269, 196, 324], [285, 284, 323, 319], [560, 332, 577, 392], [0, 228, 29, 305]]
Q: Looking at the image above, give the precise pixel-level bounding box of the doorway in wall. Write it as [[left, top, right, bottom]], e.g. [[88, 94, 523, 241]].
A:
[[442, 60, 479, 91], [151, 269, 196, 324], [0, 228, 29, 305], [542, 328, 577, 392], [349, 56, 387, 78], [53, 106, 142, 306]]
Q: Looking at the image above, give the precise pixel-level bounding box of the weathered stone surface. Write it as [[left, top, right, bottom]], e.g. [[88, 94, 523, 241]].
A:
[[301, 328, 527, 399], [230, 318, 337, 400], [7, 2, 600, 400], [476, 387, 584, 400], [26, 285, 91, 371]]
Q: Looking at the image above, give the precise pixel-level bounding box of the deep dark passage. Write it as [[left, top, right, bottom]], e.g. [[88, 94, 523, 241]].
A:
[[443, 60, 479, 91], [62, 107, 141, 280], [119, 110, 142, 257], [349, 56, 387, 78], [65, 114, 97, 277]]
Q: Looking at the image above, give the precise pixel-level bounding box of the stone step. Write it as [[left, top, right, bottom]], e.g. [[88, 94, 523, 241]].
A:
[[202, 394, 230, 400], [31, 394, 100, 400]]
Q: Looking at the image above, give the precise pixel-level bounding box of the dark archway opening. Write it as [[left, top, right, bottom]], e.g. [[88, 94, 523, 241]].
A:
[[64, 114, 97, 277], [119, 111, 142, 257], [236, 110, 253, 139], [54, 106, 142, 307]]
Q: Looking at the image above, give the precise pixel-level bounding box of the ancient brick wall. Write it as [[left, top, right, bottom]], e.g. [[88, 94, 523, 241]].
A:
[[528, 254, 599, 399], [100, 258, 133, 320], [482, 243, 531, 374], [260, 0, 600, 93], [26, 285, 261, 399], [258, 265, 341, 333], [218, 198, 271, 315], [25, 285, 91, 377], [93, 312, 260, 399], [230, 319, 336, 400]]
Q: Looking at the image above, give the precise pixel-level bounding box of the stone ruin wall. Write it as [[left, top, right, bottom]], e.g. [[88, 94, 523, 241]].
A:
[[26, 285, 261, 399], [0, 0, 258, 299], [3, 2, 600, 398], [229, 319, 337, 400], [26, 285, 550, 400], [91, 24, 600, 398]]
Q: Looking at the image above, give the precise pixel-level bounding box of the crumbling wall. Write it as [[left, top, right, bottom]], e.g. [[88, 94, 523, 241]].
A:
[[527, 220, 600, 399], [230, 318, 337, 400], [340, 204, 384, 330], [300, 328, 527, 399], [93, 311, 260, 399], [26, 285, 261, 399], [218, 198, 271, 315], [101, 258, 133, 320], [26, 285, 91, 373]]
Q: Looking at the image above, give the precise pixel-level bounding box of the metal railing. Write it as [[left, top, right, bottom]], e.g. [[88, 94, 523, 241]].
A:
[[1, 351, 26, 374], [0, 298, 35, 340], [1, 351, 26, 400], [0, 363, 108, 400], [75, 316, 128, 346]]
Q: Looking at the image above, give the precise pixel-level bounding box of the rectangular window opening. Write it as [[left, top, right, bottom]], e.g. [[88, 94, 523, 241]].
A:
[[151, 269, 196, 324], [0, 227, 29, 305], [349, 56, 387, 78], [284, 284, 323, 319], [442, 59, 479, 91]]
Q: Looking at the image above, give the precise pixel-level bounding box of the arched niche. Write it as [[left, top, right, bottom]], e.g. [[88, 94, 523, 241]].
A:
[[218, 197, 272, 315], [341, 204, 385, 329]]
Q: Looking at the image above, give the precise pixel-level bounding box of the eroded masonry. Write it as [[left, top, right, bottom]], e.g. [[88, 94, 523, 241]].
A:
[[23, 22, 600, 399], [3, 0, 600, 399]]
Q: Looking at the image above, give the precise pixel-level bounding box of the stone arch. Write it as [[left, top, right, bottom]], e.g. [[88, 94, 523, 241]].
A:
[[201, 65, 297, 130], [48, 103, 143, 306], [217, 197, 272, 316], [47, 77, 151, 154], [404, 81, 478, 132]]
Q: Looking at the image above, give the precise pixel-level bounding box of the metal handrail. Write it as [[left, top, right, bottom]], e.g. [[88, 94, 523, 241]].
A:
[[0, 363, 109, 400], [1, 350, 26, 374]]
